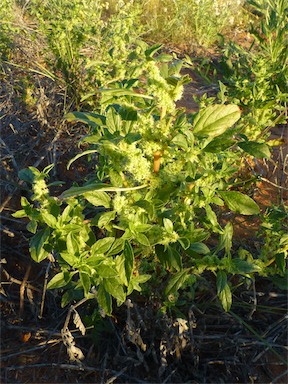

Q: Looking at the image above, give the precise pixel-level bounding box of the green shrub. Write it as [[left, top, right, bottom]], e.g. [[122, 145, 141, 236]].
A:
[[14, 43, 277, 317]]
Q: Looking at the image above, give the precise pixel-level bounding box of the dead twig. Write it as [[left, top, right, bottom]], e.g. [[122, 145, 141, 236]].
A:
[[19, 263, 31, 317], [2, 268, 41, 293], [247, 278, 257, 320], [38, 260, 52, 319], [0, 339, 60, 360], [0, 136, 19, 173], [105, 367, 128, 384]]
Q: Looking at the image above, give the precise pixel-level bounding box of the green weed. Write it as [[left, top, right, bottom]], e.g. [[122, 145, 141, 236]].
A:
[[7, 0, 287, 353], [0, 0, 16, 61], [220, 0, 288, 140], [24, 0, 143, 108], [13, 44, 280, 317]]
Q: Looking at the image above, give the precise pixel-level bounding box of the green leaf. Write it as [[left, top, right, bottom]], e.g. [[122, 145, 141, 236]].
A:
[[232, 258, 260, 274], [106, 238, 125, 256], [137, 233, 150, 246], [66, 232, 79, 255], [47, 271, 72, 289], [21, 196, 32, 208], [275, 253, 286, 274], [97, 262, 118, 278], [127, 274, 151, 295], [238, 141, 271, 158], [115, 254, 127, 285], [216, 271, 232, 312], [41, 212, 57, 228], [99, 88, 153, 100], [97, 211, 116, 228], [203, 136, 235, 152], [156, 53, 173, 62], [29, 228, 51, 262], [145, 43, 163, 58], [67, 150, 98, 170], [60, 183, 147, 199], [216, 270, 227, 293], [171, 133, 189, 150], [178, 237, 190, 250], [60, 252, 79, 267], [120, 106, 138, 122], [156, 245, 182, 271], [205, 204, 219, 228], [133, 200, 155, 218], [80, 134, 101, 145], [86, 254, 105, 267], [218, 191, 260, 215], [218, 222, 233, 254], [65, 111, 106, 128], [12, 209, 28, 218], [218, 284, 232, 312], [97, 283, 112, 316], [190, 242, 210, 255], [133, 224, 152, 233], [163, 218, 174, 234], [271, 272, 288, 290], [61, 288, 83, 308], [27, 220, 38, 234], [80, 272, 91, 296], [124, 241, 134, 284], [106, 108, 122, 133], [165, 269, 191, 295], [91, 237, 115, 255], [18, 167, 40, 183], [193, 104, 241, 138], [60, 204, 73, 223], [103, 278, 126, 304]]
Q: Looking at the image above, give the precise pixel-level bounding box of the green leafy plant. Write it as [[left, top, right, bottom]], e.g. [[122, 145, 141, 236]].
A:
[[25, 0, 143, 108], [220, 0, 288, 140], [13, 44, 272, 316], [256, 205, 288, 289]]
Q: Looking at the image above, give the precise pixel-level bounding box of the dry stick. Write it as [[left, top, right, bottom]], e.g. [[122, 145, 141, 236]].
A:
[[62, 297, 90, 332], [247, 278, 257, 320], [280, 152, 288, 203], [100, 351, 109, 384], [108, 317, 127, 356], [188, 305, 197, 353], [38, 261, 51, 319], [4, 324, 94, 339], [162, 369, 177, 384], [261, 314, 288, 339], [19, 263, 32, 317], [0, 339, 60, 360], [2, 268, 41, 293], [0, 137, 19, 173], [260, 176, 288, 191], [105, 367, 128, 384]]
